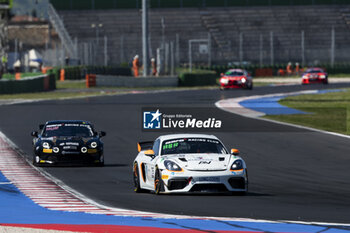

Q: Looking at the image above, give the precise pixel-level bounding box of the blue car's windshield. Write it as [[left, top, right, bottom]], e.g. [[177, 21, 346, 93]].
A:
[[161, 138, 227, 155], [43, 124, 94, 137]]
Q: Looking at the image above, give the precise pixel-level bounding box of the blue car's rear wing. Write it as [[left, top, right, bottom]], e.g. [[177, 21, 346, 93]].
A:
[[137, 141, 154, 152]]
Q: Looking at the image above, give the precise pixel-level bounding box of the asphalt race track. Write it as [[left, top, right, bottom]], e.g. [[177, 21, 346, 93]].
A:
[[0, 83, 350, 224]]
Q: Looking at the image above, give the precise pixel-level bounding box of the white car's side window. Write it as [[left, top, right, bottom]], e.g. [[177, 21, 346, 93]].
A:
[[152, 139, 160, 156]]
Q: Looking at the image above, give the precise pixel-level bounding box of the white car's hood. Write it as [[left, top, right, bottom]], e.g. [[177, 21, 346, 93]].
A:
[[164, 153, 231, 171]]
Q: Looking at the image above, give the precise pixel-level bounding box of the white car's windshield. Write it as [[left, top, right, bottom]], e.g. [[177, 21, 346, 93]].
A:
[[161, 138, 227, 155]]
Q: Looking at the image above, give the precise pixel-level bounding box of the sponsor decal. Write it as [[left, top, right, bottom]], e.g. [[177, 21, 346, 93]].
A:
[[199, 161, 211, 165], [142, 108, 222, 131], [143, 109, 162, 129]]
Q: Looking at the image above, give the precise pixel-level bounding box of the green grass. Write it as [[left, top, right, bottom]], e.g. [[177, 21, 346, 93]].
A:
[[2, 72, 43, 80], [328, 74, 350, 78], [0, 90, 119, 100], [56, 80, 86, 89], [264, 89, 350, 135], [0, 79, 221, 100]]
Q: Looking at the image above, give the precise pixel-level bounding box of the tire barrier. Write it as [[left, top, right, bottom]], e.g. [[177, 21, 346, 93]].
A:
[[0, 75, 56, 94]]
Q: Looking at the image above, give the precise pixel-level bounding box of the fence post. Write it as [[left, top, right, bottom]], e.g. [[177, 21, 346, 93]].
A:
[[120, 35, 124, 64], [270, 31, 274, 66], [239, 32, 243, 65], [331, 27, 335, 68], [189, 40, 192, 73], [208, 32, 211, 67], [176, 33, 180, 66], [259, 34, 263, 67], [165, 42, 169, 75], [104, 36, 108, 66], [301, 30, 305, 67], [170, 41, 175, 76]]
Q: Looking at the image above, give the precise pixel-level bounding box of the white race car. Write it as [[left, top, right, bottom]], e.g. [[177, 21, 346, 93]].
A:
[[133, 134, 248, 194]]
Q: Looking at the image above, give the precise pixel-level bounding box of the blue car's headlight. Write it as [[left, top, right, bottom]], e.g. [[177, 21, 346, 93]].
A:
[[42, 142, 51, 149], [164, 160, 182, 172], [231, 160, 243, 171], [90, 141, 98, 148]]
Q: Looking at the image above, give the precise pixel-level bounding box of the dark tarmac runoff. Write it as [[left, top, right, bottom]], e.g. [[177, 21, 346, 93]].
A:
[[0, 83, 349, 223]]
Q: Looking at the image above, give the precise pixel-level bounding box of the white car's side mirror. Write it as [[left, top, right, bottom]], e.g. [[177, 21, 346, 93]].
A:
[[231, 148, 240, 156]]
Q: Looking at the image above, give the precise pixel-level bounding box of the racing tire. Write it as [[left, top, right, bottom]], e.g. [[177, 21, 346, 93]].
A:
[[154, 168, 164, 195], [323, 79, 328, 84], [232, 169, 249, 196], [247, 82, 253, 90], [95, 155, 105, 167], [133, 162, 145, 193]]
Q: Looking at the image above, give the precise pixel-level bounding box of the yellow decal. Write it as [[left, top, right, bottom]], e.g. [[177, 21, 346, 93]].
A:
[[162, 175, 169, 180], [88, 149, 97, 153], [39, 160, 45, 163], [43, 149, 52, 153]]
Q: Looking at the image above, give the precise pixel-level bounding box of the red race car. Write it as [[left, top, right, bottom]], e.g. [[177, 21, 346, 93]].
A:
[[219, 69, 253, 90], [301, 68, 328, 85]]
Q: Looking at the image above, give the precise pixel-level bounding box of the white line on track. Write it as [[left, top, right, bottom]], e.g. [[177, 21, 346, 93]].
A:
[[215, 89, 350, 140]]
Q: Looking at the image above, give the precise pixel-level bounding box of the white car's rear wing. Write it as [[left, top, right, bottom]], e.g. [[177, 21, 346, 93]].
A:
[[137, 141, 153, 152]]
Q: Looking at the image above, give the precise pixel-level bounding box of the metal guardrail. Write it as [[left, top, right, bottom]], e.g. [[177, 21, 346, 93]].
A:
[[48, 3, 76, 59]]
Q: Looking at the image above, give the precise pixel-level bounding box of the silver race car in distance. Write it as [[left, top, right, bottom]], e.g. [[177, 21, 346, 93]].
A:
[[133, 134, 248, 194]]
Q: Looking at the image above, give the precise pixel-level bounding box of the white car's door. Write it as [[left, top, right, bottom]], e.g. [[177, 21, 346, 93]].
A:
[[144, 139, 161, 187]]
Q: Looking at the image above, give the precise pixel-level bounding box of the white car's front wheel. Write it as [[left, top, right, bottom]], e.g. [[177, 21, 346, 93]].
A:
[[154, 168, 164, 194]]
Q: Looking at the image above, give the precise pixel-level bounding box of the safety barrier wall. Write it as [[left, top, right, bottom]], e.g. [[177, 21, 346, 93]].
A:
[[50, 0, 350, 10], [0, 75, 56, 94], [96, 75, 178, 87]]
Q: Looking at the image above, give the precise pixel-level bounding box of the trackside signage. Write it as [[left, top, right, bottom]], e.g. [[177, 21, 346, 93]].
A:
[[142, 108, 222, 132]]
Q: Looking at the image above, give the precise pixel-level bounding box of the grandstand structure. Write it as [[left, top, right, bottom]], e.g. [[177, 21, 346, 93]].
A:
[[50, 0, 350, 66]]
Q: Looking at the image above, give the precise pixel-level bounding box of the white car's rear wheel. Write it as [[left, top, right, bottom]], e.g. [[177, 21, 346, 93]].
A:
[[133, 162, 143, 193]]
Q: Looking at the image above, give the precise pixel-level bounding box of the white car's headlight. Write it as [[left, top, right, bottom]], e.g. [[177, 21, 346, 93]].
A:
[[164, 160, 182, 171], [81, 147, 88, 153], [42, 142, 50, 149], [320, 75, 326, 79], [230, 160, 243, 171], [90, 141, 98, 148]]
